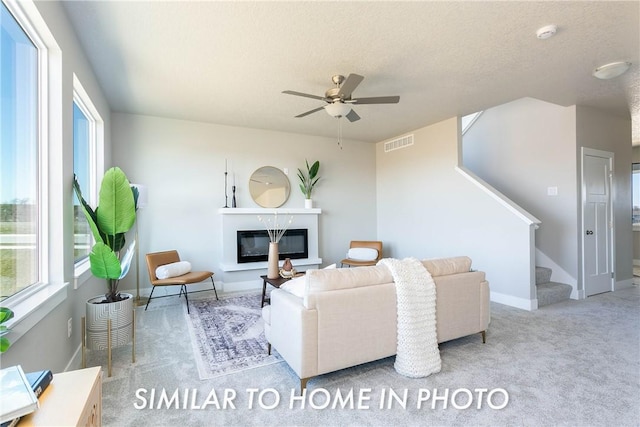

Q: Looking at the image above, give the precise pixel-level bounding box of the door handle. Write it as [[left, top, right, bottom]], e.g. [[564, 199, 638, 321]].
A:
[[586, 230, 594, 235]]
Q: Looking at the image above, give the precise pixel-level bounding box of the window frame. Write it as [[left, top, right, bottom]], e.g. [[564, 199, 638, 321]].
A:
[[1, 0, 66, 346], [72, 74, 104, 287]]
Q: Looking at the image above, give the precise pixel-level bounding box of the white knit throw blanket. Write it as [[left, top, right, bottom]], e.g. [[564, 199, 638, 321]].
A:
[[378, 257, 441, 378]]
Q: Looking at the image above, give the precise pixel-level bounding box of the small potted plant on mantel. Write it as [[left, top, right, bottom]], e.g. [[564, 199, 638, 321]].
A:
[[73, 166, 138, 354], [297, 159, 320, 209]]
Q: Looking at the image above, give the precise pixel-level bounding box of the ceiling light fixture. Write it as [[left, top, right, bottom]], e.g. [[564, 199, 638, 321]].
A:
[[536, 24, 557, 40], [324, 102, 352, 118], [592, 61, 632, 80]]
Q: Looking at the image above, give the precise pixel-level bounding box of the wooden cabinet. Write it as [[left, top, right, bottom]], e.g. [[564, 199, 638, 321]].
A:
[[21, 366, 102, 427]]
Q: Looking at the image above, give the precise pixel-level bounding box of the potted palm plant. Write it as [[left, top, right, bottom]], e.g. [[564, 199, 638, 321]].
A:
[[297, 159, 320, 208], [73, 167, 138, 352]]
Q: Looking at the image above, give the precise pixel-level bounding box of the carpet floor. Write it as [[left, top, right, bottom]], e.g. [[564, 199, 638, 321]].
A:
[[95, 286, 640, 426]]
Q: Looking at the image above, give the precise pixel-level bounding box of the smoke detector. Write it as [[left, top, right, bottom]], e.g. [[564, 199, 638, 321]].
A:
[[536, 25, 557, 40]]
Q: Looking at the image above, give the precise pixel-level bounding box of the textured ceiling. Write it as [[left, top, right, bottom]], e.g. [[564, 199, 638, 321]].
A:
[[62, 1, 639, 145]]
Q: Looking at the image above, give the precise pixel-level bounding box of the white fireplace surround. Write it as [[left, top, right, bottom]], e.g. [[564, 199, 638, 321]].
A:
[[219, 208, 322, 272]]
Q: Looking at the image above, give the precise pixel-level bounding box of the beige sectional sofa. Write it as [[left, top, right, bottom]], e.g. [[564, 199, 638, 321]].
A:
[[262, 256, 490, 390]]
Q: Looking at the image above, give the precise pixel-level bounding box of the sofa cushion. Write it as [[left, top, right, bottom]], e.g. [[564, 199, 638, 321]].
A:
[[306, 265, 393, 294], [279, 275, 306, 298], [421, 256, 471, 277]]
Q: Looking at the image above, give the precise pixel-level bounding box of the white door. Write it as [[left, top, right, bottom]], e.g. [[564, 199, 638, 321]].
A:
[[582, 148, 614, 296]]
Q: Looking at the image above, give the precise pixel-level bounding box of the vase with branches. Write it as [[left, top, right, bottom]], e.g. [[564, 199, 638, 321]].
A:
[[258, 212, 294, 278]]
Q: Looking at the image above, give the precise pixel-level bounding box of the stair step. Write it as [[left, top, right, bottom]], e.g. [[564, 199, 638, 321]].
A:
[[537, 282, 572, 307], [535, 266, 552, 285]]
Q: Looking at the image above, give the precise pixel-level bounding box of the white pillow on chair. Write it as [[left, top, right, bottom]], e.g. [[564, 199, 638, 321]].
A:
[[346, 247, 378, 261], [156, 261, 191, 279]]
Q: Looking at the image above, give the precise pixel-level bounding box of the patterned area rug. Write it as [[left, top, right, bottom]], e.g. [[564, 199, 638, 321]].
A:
[[184, 292, 282, 380]]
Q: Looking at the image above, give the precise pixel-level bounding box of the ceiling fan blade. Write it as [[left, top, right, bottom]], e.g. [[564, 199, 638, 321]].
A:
[[295, 106, 325, 118], [345, 109, 360, 122], [282, 90, 327, 101], [351, 96, 400, 104], [338, 74, 364, 99]]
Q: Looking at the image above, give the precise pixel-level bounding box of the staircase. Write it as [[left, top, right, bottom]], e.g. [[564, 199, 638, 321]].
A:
[[536, 266, 572, 307]]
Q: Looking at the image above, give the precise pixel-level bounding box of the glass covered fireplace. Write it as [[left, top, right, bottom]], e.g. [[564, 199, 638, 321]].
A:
[[237, 229, 308, 263]]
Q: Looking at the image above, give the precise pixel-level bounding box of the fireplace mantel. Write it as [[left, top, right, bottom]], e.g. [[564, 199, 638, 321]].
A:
[[218, 208, 321, 216], [218, 208, 322, 281]]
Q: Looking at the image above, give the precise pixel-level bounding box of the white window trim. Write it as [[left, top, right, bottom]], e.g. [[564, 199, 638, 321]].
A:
[[72, 74, 105, 288], [2, 0, 67, 347]]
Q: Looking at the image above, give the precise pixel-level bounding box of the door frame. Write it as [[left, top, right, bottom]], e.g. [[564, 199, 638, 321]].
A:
[[580, 147, 615, 298]]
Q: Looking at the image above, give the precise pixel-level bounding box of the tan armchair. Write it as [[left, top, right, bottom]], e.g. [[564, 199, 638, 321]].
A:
[[340, 240, 383, 267], [145, 250, 218, 313]]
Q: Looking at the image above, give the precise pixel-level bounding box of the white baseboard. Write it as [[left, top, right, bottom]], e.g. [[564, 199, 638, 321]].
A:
[[490, 291, 536, 311], [615, 278, 634, 290], [222, 280, 261, 294], [571, 288, 585, 300], [65, 343, 83, 372]]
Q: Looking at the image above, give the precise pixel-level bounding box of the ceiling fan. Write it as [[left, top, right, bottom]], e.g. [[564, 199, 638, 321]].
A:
[[282, 74, 400, 122]]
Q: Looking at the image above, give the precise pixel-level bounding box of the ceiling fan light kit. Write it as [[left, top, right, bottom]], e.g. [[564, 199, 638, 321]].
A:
[[324, 102, 352, 118], [592, 61, 632, 80], [282, 73, 400, 123]]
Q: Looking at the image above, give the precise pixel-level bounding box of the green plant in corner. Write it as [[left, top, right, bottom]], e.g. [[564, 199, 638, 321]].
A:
[[297, 159, 321, 199], [0, 307, 14, 352], [73, 167, 138, 303]]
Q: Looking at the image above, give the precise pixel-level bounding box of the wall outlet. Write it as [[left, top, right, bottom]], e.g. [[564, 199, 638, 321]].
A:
[[67, 318, 72, 338]]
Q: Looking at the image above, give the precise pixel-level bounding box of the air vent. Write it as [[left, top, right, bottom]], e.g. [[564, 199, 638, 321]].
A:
[[384, 134, 414, 153]]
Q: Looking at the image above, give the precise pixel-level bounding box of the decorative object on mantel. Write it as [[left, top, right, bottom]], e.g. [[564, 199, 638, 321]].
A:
[[297, 159, 320, 209], [258, 212, 294, 279], [223, 159, 229, 208], [280, 258, 297, 278], [232, 185, 237, 208], [249, 166, 291, 208]]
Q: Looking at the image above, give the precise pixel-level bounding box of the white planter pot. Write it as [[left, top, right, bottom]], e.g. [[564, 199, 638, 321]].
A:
[[304, 198, 313, 209], [85, 293, 134, 350]]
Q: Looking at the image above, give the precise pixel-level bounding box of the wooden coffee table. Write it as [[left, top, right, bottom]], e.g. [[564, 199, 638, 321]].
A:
[[260, 273, 303, 307]]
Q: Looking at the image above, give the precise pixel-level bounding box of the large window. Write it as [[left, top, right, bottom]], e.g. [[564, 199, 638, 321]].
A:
[[0, 2, 39, 301], [73, 101, 91, 261], [633, 163, 640, 225], [72, 76, 103, 270]]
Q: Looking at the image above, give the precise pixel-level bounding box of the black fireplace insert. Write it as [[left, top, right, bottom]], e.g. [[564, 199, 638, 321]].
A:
[[237, 228, 308, 263]]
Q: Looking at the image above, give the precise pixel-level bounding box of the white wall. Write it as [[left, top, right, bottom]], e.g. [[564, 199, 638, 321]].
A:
[[461, 99, 633, 291], [2, 0, 112, 373], [376, 117, 537, 308], [111, 113, 378, 295], [576, 106, 634, 286], [462, 98, 578, 282]]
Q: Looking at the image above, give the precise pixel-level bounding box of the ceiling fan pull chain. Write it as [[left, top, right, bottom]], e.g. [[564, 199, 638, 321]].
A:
[[337, 117, 343, 150]]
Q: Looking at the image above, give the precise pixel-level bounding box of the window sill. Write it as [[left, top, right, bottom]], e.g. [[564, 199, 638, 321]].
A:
[[74, 258, 92, 289], [4, 281, 68, 347]]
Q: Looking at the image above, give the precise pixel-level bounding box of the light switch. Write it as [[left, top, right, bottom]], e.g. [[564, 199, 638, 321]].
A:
[[547, 186, 558, 196]]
